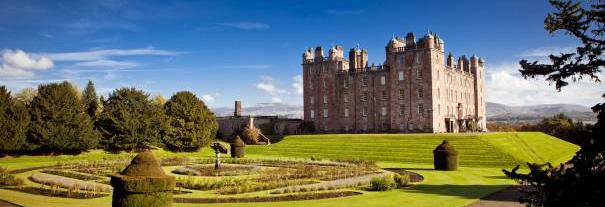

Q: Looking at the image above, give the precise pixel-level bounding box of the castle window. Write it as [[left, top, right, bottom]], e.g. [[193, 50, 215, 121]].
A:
[[437, 88, 440, 100], [418, 88, 424, 98], [398, 71, 404, 81], [310, 97, 314, 104], [310, 110, 315, 119], [399, 104, 405, 115], [361, 76, 368, 87], [344, 108, 349, 117], [323, 95, 328, 104], [416, 69, 422, 79], [381, 91, 387, 100], [418, 104, 424, 114], [323, 109, 328, 118], [361, 92, 368, 102], [399, 90, 404, 100], [415, 53, 422, 64], [381, 107, 387, 116], [380, 76, 386, 85], [344, 94, 348, 103], [323, 80, 327, 88], [343, 79, 348, 88], [438, 104, 441, 115], [398, 56, 404, 65], [362, 107, 368, 117]]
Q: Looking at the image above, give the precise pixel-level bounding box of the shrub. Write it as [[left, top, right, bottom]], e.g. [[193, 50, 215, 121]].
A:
[[0, 86, 29, 152], [393, 174, 410, 188], [28, 81, 99, 152], [241, 126, 261, 144], [96, 87, 166, 151], [0, 167, 24, 186], [163, 91, 218, 152], [370, 175, 395, 191]]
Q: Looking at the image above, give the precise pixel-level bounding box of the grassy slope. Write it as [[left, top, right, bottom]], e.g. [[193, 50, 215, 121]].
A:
[[247, 132, 579, 167], [0, 132, 578, 207]]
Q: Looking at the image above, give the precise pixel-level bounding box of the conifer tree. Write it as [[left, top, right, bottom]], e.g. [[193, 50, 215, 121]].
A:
[[0, 86, 30, 152], [82, 80, 99, 119], [28, 82, 99, 152], [163, 91, 217, 152], [96, 87, 167, 151]]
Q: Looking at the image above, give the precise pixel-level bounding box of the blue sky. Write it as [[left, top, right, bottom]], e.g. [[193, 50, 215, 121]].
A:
[[0, 0, 602, 107]]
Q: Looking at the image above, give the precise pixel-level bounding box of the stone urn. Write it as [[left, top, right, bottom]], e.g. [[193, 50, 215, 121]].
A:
[[110, 150, 176, 207], [433, 140, 458, 171], [230, 136, 246, 158]]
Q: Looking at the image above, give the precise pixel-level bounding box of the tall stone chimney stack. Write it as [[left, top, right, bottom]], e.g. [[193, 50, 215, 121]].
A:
[[234, 100, 242, 117]]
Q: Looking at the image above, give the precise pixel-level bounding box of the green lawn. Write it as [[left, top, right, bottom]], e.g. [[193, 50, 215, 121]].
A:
[[0, 132, 579, 207], [248, 132, 580, 168]]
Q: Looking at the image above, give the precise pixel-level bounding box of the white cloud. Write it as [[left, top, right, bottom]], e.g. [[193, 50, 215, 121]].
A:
[[256, 76, 287, 96], [518, 46, 576, 57], [73, 59, 141, 69], [202, 94, 216, 103], [292, 75, 303, 95], [255, 76, 288, 103], [219, 64, 272, 69], [271, 97, 282, 103], [485, 62, 604, 107], [217, 22, 270, 30], [46, 48, 178, 62], [0, 49, 54, 78]]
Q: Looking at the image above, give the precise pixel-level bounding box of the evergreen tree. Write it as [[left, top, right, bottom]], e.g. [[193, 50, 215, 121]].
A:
[[163, 91, 217, 152], [82, 80, 99, 119], [504, 0, 605, 206], [28, 81, 99, 152], [96, 87, 167, 151], [0, 86, 30, 152]]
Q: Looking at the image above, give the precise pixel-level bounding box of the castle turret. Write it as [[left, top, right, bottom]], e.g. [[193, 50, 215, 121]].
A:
[[387, 37, 404, 52], [405, 32, 416, 47], [425, 33, 435, 49], [457, 56, 465, 72], [303, 48, 313, 63], [349, 47, 368, 69], [328, 45, 344, 61], [314, 46, 324, 61], [447, 52, 455, 67], [470, 55, 486, 131]]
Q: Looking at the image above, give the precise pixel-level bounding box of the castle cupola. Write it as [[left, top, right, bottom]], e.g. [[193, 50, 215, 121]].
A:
[[303, 48, 313, 62], [328, 45, 344, 60], [425, 33, 435, 48], [314, 46, 324, 60], [447, 52, 455, 67], [387, 37, 404, 52], [405, 32, 416, 46]]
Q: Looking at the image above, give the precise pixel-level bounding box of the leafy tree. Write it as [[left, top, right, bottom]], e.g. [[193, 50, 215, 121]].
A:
[[0, 86, 30, 152], [533, 113, 587, 144], [14, 87, 37, 105], [82, 80, 100, 119], [151, 94, 167, 107], [163, 91, 217, 152], [504, 0, 605, 206], [96, 88, 166, 151], [27, 82, 99, 152], [242, 126, 261, 144]]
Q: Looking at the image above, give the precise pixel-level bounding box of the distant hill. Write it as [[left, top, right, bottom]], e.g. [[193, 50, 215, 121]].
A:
[[211, 102, 597, 123], [212, 103, 303, 119], [486, 102, 597, 123]]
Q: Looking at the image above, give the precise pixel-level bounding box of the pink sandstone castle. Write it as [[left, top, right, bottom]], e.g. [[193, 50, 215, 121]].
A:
[[302, 32, 486, 133]]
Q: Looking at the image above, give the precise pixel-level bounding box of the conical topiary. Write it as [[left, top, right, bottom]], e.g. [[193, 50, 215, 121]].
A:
[[433, 140, 458, 171], [110, 150, 176, 207], [230, 136, 246, 158]]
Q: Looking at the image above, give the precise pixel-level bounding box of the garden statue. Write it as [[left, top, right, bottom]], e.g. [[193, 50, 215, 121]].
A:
[[110, 150, 176, 207], [211, 142, 228, 170]]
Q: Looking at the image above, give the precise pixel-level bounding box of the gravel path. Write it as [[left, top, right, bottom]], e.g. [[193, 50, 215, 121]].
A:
[[466, 185, 524, 207], [272, 171, 394, 192]]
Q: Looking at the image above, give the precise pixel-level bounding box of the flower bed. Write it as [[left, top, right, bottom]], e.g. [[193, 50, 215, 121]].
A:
[[29, 173, 112, 192]]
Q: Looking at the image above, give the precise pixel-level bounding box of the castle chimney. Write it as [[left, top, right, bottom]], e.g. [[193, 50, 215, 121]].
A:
[[234, 100, 242, 117], [406, 32, 416, 46]]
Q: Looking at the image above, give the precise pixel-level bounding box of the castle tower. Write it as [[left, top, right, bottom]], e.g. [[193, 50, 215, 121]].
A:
[[234, 100, 242, 117], [470, 55, 486, 131]]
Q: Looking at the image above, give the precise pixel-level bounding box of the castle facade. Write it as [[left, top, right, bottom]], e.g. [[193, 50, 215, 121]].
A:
[[302, 32, 486, 133]]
